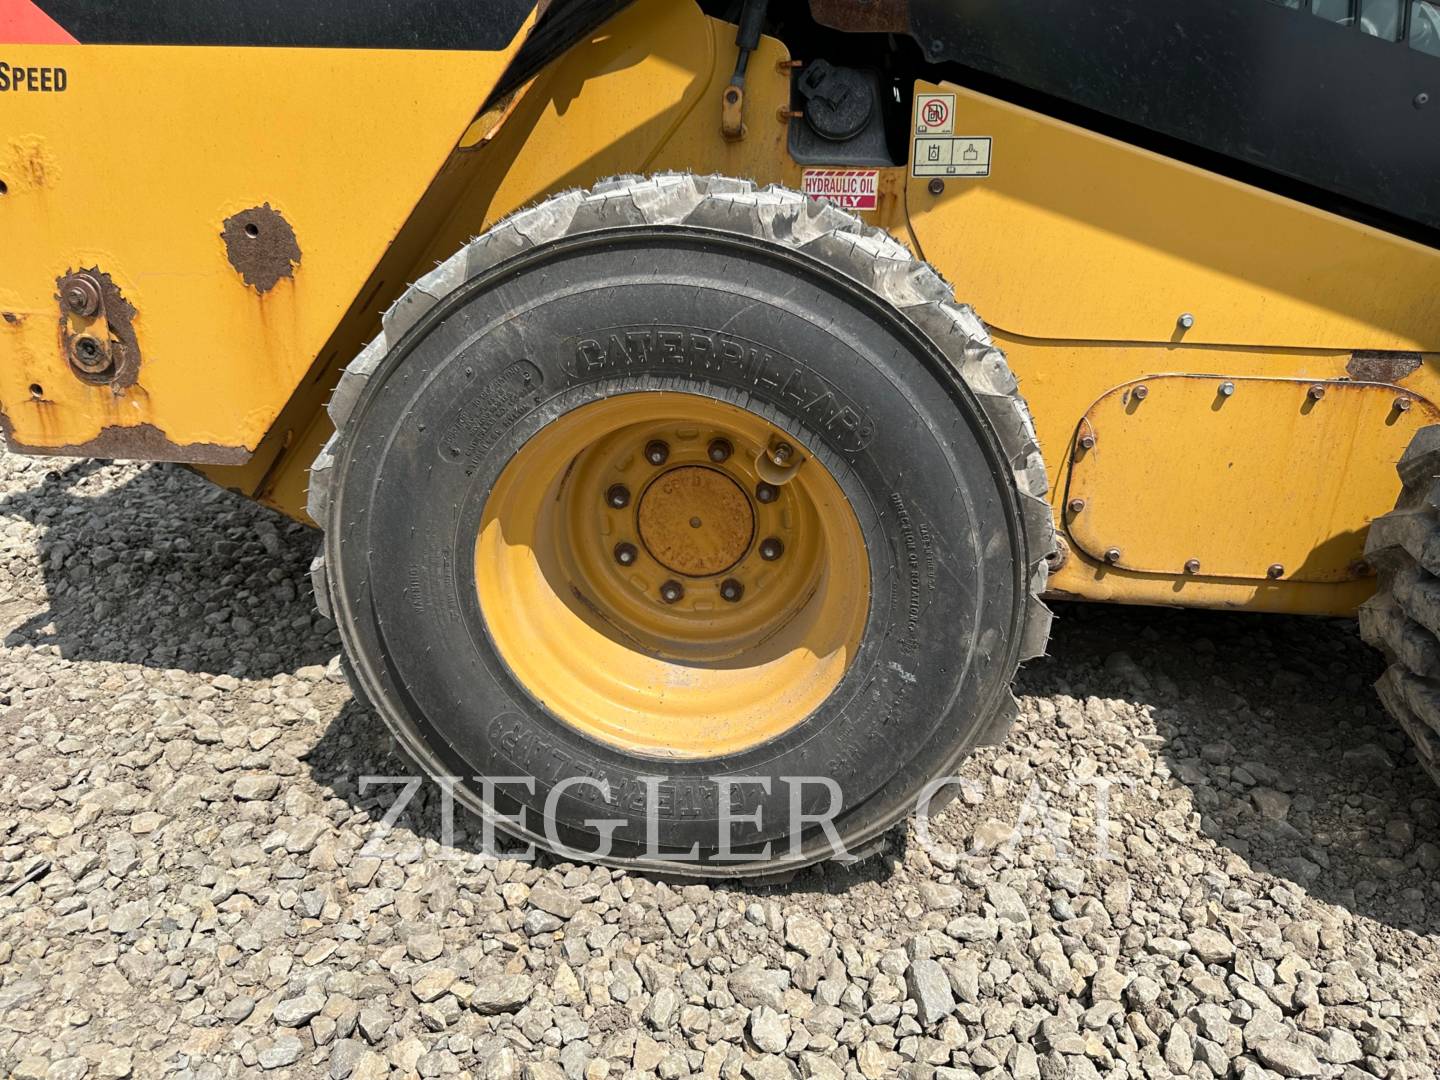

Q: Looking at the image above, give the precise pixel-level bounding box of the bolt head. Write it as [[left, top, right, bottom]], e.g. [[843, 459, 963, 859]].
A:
[[720, 578, 744, 602], [1132, 385, 1149, 401], [707, 438, 733, 463], [770, 443, 793, 466], [644, 440, 670, 466], [1267, 563, 1285, 579], [759, 537, 784, 561], [613, 542, 637, 567], [605, 484, 631, 509], [928, 178, 945, 196], [1396, 397, 1413, 412], [1219, 381, 1235, 397], [60, 273, 101, 317], [1307, 385, 1325, 401], [1078, 433, 1096, 450], [1416, 91, 1431, 109], [1177, 312, 1195, 329], [1104, 547, 1122, 564], [755, 482, 779, 504], [1067, 498, 1086, 514], [1184, 558, 1201, 574], [659, 580, 684, 604]]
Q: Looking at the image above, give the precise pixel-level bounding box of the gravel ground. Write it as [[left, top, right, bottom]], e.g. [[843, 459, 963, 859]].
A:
[[0, 451, 1437, 1080]]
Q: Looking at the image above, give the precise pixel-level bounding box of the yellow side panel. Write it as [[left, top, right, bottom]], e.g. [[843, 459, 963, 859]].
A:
[[0, 37, 528, 459], [907, 84, 1440, 350], [1064, 376, 1437, 582]]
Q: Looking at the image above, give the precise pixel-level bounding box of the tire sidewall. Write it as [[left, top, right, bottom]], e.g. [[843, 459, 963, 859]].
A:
[[332, 227, 1027, 866]]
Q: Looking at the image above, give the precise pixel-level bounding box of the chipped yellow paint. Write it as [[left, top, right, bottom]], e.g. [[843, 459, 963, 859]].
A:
[[0, 28, 532, 458]]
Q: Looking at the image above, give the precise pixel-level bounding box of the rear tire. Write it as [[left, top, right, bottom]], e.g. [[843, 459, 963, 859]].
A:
[[1361, 425, 1440, 787], [308, 175, 1053, 875]]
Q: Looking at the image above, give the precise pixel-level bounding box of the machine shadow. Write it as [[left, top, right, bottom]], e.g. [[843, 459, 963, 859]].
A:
[[303, 600, 1438, 926], [1022, 601, 1438, 936], [0, 458, 336, 678]]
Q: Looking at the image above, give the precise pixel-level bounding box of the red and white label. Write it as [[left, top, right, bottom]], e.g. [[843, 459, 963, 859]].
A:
[[802, 168, 880, 211]]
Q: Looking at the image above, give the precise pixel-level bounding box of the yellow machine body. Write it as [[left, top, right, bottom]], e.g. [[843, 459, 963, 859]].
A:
[[2, 0, 1438, 618]]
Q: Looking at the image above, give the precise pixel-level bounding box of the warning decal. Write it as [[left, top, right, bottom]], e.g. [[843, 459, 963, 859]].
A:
[[916, 93, 955, 135], [802, 168, 880, 211]]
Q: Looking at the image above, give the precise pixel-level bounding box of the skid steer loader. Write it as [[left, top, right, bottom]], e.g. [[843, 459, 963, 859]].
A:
[[2, 0, 1439, 875]]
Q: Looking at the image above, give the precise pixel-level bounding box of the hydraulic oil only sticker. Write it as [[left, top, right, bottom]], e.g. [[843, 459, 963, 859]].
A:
[[912, 92, 991, 178], [802, 168, 880, 210]]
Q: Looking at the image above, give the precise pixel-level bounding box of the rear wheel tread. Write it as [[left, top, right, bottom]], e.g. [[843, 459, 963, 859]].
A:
[[1363, 423, 1440, 788]]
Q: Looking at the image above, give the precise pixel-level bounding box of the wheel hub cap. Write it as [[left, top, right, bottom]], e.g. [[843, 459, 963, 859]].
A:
[[638, 466, 754, 577]]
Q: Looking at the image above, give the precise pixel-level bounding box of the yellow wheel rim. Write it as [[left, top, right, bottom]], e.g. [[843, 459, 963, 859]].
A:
[[475, 392, 870, 759]]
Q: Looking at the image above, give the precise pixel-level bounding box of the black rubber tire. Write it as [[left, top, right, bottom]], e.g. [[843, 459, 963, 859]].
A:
[[1360, 424, 1440, 788], [308, 175, 1053, 876]]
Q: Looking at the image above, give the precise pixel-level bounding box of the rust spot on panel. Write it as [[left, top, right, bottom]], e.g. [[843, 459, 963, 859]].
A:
[[809, 0, 909, 33], [0, 412, 250, 465], [55, 267, 142, 388], [222, 204, 301, 293], [2, 312, 21, 325], [1347, 350, 1422, 383]]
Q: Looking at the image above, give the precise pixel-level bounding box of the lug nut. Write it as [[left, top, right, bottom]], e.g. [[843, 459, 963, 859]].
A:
[[1132, 385, 1149, 401], [613, 542, 637, 567], [1078, 433, 1096, 450], [1267, 563, 1285, 579], [659, 579, 684, 604], [755, 482, 779, 504], [606, 484, 631, 509], [1307, 384, 1325, 401], [1184, 558, 1201, 574], [770, 442, 794, 466], [1219, 381, 1235, 397], [720, 578, 744, 602], [708, 438, 733, 463], [61, 273, 101, 318], [759, 537, 784, 561], [1067, 498, 1086, 514], [644, 440, 670, 466], [1396, 396, 1413, 412], [1103, 547, 1122, 564]]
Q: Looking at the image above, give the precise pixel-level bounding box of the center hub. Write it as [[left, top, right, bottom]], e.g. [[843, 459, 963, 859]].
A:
[[637, 465, 754, 577]]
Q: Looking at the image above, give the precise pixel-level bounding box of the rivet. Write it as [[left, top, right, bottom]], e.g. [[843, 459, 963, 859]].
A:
[[1307, 385, 1325, 401], [1078, 433, 1097, 450], [1267, 563, 1284, 579], [1067, 498, 1086, 514], [1396, 397, 1413, 413], [613, 542, 637, 566], [759, 537, 784, 561], [720, 578, 744, 602], [928, 178, 945, 196], [605, 484, 630, 509], [1219, 381, 1235, 397], [1104, 547, 1122, 564], [1177, 312, 1195, 330], [659, 580, 684, 604], [1132, 385, 1149, 401], [708, 438, 733, 463], [645, 440, 670, 466], [756, 482, 779, 504], [1184, 558, 1201, 575]]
